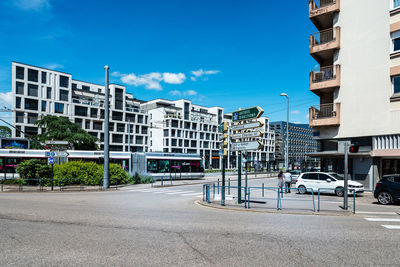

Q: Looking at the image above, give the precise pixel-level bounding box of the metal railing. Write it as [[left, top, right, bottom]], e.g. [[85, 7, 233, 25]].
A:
[[311, 65, 336, 83], [310, 0, 336, 10], [311, 103, 337, 119], [317, 188, 357, 214], [310, 28, 335, 46]]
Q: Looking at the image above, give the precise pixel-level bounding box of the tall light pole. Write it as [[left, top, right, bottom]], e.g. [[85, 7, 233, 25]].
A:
[[280, 93, 289, 170], [103, 66, 110, 189]]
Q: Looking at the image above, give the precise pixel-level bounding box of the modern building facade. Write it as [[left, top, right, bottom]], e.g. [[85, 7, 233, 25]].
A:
[[141, 99, 223, 169], [307, 0, 400, 189], [270, 121, 319, 169], [12, 62, 149, 152]]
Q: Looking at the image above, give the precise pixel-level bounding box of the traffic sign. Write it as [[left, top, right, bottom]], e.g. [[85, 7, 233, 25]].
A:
[[232, 106, 264, 122], [232, 141, 264, 151], [48, 157, 55, 164], [45, 151, 56, 157], [45, 140, 69, 145], [231, 131, 264, 139], [55, 151, 69, 157], [231, 121, 264, 131], [218, 122, 228, 133]]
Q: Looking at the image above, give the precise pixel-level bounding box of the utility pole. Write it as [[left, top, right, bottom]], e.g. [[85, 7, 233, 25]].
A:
[[280, 93, 289, 170], [103, 66, 110, 189], [343, 142, 349, 210]]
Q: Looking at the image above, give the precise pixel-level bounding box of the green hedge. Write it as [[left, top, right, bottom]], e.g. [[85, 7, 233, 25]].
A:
[[16, 159, 128, 186]]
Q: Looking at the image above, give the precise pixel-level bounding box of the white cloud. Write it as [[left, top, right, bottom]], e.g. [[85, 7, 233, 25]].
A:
[[163, 73, 186, 84], [44, 63, 64, 69], [169, 90, 181, 96], [291, 110, 301, 115], [184, 90, 197, 96], [113, 71, 187, 90], [0, 92, 13, 108], [190, 69, 220, 81], [13, 0, 51, 11]]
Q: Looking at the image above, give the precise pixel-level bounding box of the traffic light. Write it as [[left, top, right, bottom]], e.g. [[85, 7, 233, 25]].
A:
[[219, 122, 228, 156], [349, 144, 359, 153]]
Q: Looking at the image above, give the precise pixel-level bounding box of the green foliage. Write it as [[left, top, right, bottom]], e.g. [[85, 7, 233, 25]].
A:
[[128, 172, 153, 184], [109, 163, 129, 185], [16, 159, 51, 185], [0, 126, 11, 138], [31, 115, 98, 150]]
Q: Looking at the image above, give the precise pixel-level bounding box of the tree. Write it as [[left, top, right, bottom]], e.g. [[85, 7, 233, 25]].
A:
[[32, 116, 99, 150], [0, 126, 11, 138]]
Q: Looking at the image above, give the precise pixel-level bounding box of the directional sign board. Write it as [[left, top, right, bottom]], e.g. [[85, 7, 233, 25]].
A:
[[231, 121, 264, 131], [232, 106, 264, 122], [55, 151, 69, 157], [231, 131, 264, 139], [45, 140, 69, 145], [232, 141, 264, 151]]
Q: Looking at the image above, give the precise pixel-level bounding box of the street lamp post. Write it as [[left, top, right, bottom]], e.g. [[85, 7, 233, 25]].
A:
[[280, 93, 289, 171], [103, 66, 110, 189]]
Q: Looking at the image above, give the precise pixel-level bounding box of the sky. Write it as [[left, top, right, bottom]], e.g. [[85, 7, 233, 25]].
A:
[[0, 0, 319, 125]]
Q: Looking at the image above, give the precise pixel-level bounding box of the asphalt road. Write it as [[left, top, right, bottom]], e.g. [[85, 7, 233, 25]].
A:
[[1, 181, 400, 266]]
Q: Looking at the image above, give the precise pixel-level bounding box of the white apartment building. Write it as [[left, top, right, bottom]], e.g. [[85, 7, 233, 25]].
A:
[[12, 62, 149, 152], [308, 0, 400, 189], [141, 99, 223, 169]]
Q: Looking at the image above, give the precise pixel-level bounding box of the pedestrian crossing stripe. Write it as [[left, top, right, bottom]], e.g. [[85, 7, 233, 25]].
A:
[[382, 225, 400, 229], [356, 211, 397, 215], [365, 218, 400, 222]]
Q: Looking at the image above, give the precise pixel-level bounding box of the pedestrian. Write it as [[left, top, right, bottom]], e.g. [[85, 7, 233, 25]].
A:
[[284, 169, 292, 193], [277, 170, 284, 196]]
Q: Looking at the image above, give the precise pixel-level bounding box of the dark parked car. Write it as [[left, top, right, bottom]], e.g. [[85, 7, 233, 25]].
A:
[[374, 175, 400, 205]]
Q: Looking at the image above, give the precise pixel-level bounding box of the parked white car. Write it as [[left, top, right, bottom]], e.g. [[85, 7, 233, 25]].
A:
[[295, 172, 364, 196]]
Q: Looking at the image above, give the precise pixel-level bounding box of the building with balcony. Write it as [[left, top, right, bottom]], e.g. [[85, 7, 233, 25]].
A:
[[270, 121, 319, 169], [307, 0, 400, 189], [141, 99, 223, 169], [12, 62, 149, 152]]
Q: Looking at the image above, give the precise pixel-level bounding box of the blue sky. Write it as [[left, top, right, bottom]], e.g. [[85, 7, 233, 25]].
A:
[[0, 0, 319, 124]]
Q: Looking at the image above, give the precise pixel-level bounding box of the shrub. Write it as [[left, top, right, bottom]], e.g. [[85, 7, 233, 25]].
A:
[[128, 173, 153, 184], [109, 163, 128, 185], [53, 161, 102, 186], [16, 159, 51, 185]]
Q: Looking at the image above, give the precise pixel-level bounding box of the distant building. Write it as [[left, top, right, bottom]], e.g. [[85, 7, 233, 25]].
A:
[[270, 121, 319, 169]]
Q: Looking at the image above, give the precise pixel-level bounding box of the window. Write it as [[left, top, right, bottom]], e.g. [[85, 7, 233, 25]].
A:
[[75, 118, 82, 127], [93, 121, 102, 130], [117, 123, 125, 132], [75, 106, 88, 116], [164, 129, 169, 137], [16, 97, 21, 109], [318, 174, 331, 181], [41, 72, 47, 84], [72, 83, 77, 90], [28, 113, 38, 124], [27, 84, 38, 96], [59, 75, 69, 88], [55, 103, 64, 113], [112, 111, 123, 121], [60, 90, 69, 101], [25, 99, 38, 110], [16, 66, 24, 80], [16, 82, 24, 95], [82, 85, 90, 91], [47, 87, 52, 99], [138, 115, 143, 123], [41, 101, 46, 112], [16, 112, 24, 123], [394, 0, 400, 9], [184, 102, 190, 120], [90, 108, 97, 118], [28, 69, 38, 82], [393, 76, 400, 94], [303, 173, 318, 180]]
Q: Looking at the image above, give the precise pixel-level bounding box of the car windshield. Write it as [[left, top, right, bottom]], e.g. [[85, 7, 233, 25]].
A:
[[329, 173, 344, 180], [290, 171, 300, 175]]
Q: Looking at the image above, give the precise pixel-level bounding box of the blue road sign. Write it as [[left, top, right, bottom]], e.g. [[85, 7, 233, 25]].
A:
[[48, 157, 55, 164]]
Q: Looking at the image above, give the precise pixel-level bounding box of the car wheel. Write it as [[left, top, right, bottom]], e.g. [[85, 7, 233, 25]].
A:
[[335, 187, 344, 197], [298, 185, 306, 194], [377, 192, 393, 205]]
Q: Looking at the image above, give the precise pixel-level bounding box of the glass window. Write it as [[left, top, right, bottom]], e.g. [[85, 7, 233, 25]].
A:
[[59, 75, 69, 88], [41, 101, 46, 112], [16, 82, 24, 95], [394, 38, 400, 52], [28, 84, 38, 96], [82, 85, 90, 91], [72, 83, 77, 90], [41, 72, 47, 84], [60, 89, 69, 101], [112, 111, 123, 121], [16, 97, 21, 109], [28, 69, 38, 82], [16, 112, 24, 123], [318, 174, 331, 181], [85, 120, 90, 129], [55, 103, 64, 114], [47, 87, 52, 99], [138, 115, 143, 123], [75, 118, 82, 127], [16, 66, 24, 80], [25, 99, 38, 110], [394, 76, 400, 94], [28, 113, 38, 124], [303, 173, 318, 180], [395, 0, 400, 8], [74, 106, 87, 116], [90, 108, 97, 118]]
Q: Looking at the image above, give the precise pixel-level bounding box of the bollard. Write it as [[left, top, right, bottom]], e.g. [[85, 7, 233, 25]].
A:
[[228, 178, 231, 195], [277, 188, 280, 210], [161, 175, 164, 186], [217, 179, 220, 195], [207, 184, 211, 203], [202, 185, 205, 201], [213, 183, 215, 198], [353, 190, 356, 214], [1, 177, 3, 192], [247, 188, 250, 209], [262, 183, 264, 197], [221, 186, 225, 206], [318, 190, 320, 212], [311, 190, 316, 212]]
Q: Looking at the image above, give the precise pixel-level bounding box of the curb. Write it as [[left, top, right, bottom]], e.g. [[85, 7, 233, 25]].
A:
[[195, 200, 352, 217]]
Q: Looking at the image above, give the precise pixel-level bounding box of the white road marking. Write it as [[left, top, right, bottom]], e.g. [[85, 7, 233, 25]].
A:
[[382, 225, 400, 229], [356, 211, 398, 215], [166, 190, 193, 195], [182, 192, 203, 196], [365, 218, 400, 222], [138, 189, 170, 192]]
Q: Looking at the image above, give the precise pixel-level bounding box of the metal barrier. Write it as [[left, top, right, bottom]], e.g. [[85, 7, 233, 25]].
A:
[[317, 188, 357, 214]]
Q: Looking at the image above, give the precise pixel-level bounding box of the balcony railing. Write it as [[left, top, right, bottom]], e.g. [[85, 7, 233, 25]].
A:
[[310, 0, 336, 10], [309, 103, 340, 127], [310, 28, 335, 46], [311, 65, 336, 83]]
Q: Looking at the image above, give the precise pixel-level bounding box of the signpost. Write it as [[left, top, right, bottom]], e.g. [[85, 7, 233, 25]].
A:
[[231, 121, 264, 131], [231, 131, 264, 140], [232, 141, 264, 151], [232, 106, 264, 122], [45, 140, 70, 191]]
